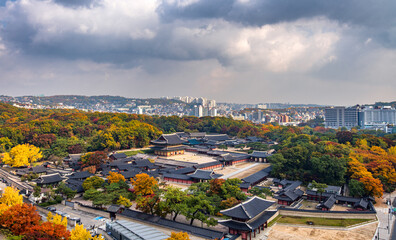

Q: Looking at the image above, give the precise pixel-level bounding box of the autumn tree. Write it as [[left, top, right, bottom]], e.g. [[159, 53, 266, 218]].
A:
[[70, 224, 103, 240], [209, 178, 225, 195], [2, 144, 42, 167], [0, 203, 41, 235], [136, 193, 163, 216], [80, 151, 108, 170], [47, 212, 68, 228], [0, 137, 12, 153], [83, 176, 105, 190], [107, 171, 126, 184], [23, 221, 71, 240], [131, 173, 158, 196], [117, 195, 132, 208], [166, 232, 190, 240], [0, 186, 23, 214], [220, 197, 239, 209]]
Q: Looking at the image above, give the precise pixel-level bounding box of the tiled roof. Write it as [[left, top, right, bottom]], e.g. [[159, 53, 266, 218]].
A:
[[110, 152, 128, 159], [204, 134, 231, 142], [220, 196, 275, 220], [188, 169, 222, 180], [242, 168, 269, 184], [322, 195, 336, 209], [37, 173, 63, 184], [249, 151, 271, 158], [151, 134, 186, 145], [67, 171, 93, 179]]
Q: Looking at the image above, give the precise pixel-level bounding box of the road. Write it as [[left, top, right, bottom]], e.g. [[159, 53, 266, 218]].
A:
[[0, 168, 33, 192], [391, 197, 396, 240], [376, 193, 396, 240]]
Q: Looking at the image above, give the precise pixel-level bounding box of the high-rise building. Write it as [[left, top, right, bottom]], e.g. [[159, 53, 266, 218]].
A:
[[194, 105, 203, 117], [324, 106, 359, 129]]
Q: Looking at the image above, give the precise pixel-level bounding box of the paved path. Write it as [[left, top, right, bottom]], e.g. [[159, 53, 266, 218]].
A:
[[375, 193, 395, 240], [220, 163, 260, 179]]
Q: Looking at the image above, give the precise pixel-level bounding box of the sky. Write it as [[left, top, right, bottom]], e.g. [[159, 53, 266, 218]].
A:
[[0, 0, 395, 105]]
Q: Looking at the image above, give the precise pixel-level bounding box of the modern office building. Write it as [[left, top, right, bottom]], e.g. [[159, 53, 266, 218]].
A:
[[325, 105, 396, 131], [324, 106, 359, 129]]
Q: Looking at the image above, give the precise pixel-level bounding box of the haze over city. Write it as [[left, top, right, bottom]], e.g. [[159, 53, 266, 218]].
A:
[[0, 0, 395, 105]]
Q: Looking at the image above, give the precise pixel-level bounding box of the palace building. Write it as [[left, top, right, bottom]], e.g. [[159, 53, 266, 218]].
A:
[[151, 133, 187, 157], [219, 197, 277, 240]]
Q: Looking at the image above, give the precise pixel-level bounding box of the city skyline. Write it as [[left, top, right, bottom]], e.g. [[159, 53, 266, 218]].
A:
[[0, 0, 395, 105]]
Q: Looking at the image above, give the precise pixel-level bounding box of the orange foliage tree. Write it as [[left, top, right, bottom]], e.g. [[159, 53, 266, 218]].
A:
[[0, 203, 41, 235], [23, 221, 71, 240], [131, 173, 158, 196], [107, 171, 126, 184], [209, 178, 225, 195]]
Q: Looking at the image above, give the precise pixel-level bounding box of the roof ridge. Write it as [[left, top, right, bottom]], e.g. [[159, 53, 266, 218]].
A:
[[240, 203, 251, 219]]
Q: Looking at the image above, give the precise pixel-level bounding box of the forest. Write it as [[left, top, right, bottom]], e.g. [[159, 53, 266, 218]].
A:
[[0, 102, 395, 197]]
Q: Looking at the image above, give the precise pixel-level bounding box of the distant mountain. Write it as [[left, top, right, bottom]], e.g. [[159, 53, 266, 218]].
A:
[[372, 101, 396, 108], [1, 95, 183, 107]]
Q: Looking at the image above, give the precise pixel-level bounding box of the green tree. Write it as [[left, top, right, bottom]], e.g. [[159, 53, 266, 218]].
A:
[[309, 180, 328, 200], [348, 179, 365, 197], [56, 182, 77, 200], [183, 194, 217, 226], [33, 185, 41, 198], [82, 176, 105, 190], [164, 186, 188, 221]]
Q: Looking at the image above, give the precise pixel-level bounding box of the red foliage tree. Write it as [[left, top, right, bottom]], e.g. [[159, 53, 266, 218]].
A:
[[23, 222, 70, 240], [0, 203, 41, 235]]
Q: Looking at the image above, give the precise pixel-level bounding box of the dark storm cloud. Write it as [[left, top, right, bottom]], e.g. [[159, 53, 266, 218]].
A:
[[158, 0, 396, 47]]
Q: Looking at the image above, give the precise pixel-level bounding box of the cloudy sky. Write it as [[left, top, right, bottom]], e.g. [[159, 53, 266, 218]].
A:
[[0, 0, 395, 105]]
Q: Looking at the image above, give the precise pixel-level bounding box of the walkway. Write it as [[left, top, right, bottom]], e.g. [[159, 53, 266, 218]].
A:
[[220, 163, 260, 179]]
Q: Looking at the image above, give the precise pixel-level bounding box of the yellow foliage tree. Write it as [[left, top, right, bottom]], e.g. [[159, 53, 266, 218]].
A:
[[47, 212, 68, 228], [70, 224, 103, 240], [131, 173, 158, 196], [0, 186, 23, 214], [2, 144, 42, 167], [117, 195, 132, 208], [107, 171, 126, 184], [388, 146, 396, 156], [166, 232, 190, 240]]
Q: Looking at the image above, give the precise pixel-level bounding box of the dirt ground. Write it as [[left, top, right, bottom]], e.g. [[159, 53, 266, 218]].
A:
[[167, 152, 219, 164], [267, 222, 378, 240], [229, 163, 270, 179]]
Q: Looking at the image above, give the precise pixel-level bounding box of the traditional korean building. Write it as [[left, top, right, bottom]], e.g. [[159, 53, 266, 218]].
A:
[[219, 197, 277, 240], [249, 151, 271, 163], [188, 169, 222, 182], [36, 173, 63, 187], [306, 184, 341, 202], [274, 180, 303, 206], [151, 134, 187, 157]]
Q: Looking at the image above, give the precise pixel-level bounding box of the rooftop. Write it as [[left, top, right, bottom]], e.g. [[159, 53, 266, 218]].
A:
[[220, 196, 275, 220]]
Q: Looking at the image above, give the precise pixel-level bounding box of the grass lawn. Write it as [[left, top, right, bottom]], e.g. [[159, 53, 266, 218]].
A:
[[123, 149, 154, 156], [278, 216, 371, 227], [267, 215, 282, 227]]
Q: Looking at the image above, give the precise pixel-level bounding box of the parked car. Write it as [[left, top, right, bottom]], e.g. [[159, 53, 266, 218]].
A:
[[60, 212, 70, 218], [54, 210, 64, 216], [46, 206, 56, 212]]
